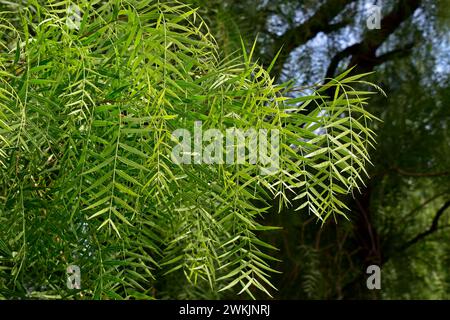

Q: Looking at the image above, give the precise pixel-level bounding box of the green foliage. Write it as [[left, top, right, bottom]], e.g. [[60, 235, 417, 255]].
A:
[[0, 0, 379, 299]]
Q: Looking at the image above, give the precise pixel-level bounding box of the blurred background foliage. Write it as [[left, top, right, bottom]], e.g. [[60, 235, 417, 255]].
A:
[[187, 0, 450, 299]]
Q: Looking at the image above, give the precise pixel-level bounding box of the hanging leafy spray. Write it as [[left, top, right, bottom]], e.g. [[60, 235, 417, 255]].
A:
[[0, 0, 382, 299]]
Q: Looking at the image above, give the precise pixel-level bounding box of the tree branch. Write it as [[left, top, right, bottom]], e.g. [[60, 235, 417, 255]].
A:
[[392, 166, 450, 177], [269, 0, 356, 78], [326, 0, 421, 78], [339, 199, 450, 298], [404, 191, 450, 219], [400, 200, 450, 251]]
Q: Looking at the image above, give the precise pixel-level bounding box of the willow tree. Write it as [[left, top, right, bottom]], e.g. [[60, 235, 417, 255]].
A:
[[0, 0, 381, 299]]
